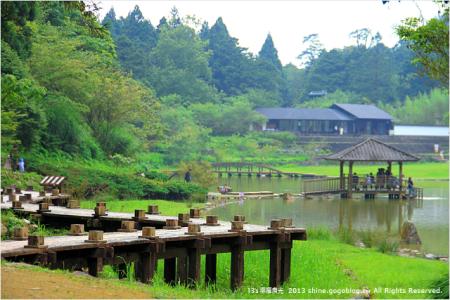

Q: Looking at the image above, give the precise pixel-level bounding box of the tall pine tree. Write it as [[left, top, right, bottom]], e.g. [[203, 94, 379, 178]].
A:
[[207, 17, 253, 95], [259, 34, 282, 71], [102, 5, 157, 79]]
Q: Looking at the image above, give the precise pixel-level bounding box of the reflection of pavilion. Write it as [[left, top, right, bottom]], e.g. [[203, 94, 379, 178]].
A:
[[338, 198, 424, 234], [303, 138, 423, 199]]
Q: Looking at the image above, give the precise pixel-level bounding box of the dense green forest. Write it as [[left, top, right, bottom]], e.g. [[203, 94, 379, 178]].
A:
[[104, 6, 443, 106], [1, 2, 448, 170]]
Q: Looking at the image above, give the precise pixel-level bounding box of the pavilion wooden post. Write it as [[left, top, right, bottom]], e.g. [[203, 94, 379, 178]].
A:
[[339, 161, 344, 190], [347, 161, 353, 198], [398, 162, 403, 193]]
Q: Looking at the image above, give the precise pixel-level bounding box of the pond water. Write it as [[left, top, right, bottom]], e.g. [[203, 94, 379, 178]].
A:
[[211, 177, 449, 256]]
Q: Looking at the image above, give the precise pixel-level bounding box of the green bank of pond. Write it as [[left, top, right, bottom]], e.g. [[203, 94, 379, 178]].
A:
[[75, 198, 448, 298], [5, 239, 446, 299], [276, 162, 449, 180]]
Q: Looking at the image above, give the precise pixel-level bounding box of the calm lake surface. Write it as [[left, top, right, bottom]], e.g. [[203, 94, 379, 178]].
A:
[[211, 177, 449, 256]]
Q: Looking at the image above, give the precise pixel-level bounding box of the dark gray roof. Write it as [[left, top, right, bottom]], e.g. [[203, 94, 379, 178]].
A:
[[325, 138, 420, 162], [255, 107, 352, 121], [332, 103, 392, 120]]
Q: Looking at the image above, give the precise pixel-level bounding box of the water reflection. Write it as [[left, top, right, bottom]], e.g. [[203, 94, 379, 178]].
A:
[[211, 177, 448, 255], [336, 198, 423, 234]]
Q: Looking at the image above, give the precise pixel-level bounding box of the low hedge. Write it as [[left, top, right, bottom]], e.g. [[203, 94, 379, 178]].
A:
[[1, 170, 42, 191], [23, 160, 205, 200]]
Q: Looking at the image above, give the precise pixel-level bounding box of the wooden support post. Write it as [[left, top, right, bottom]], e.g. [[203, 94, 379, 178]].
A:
[[280, 241, 293, 284], [205, 254, 217, 285], [399, 162, 403, 192], [230, 238, 245, 291], [87, 256, 103, 277], [135, 252, 154, 284], [187, 246, 201, 288], [164, 258, 176, 285], [339, 161, 344, 190], [347, 161, 353, 199], [177, 256, 188, 285], [269, 242, 282, 288], [47, 251, 58, 270]]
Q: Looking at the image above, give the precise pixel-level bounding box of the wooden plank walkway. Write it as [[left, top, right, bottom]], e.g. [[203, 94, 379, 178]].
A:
[[1, 203, 306, 290], [1, 202, 202, 228]]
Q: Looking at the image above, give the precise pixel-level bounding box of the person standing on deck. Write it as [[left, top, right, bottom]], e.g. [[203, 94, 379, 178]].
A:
[[184, 169, 192, 183], [352, 172, 359, 191], [407, 177, 414, 196]]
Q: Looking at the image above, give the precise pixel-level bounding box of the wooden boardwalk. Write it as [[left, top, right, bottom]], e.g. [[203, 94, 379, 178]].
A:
[[1, 203, 306, 290], [212, 162, 319, 178]]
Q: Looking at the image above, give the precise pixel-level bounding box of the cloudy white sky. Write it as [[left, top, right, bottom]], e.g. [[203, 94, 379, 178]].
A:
[[97, 1, 440, 66]]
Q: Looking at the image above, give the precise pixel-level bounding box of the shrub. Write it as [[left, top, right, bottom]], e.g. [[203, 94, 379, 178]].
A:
[[307, 227, 333, 240], [337, 228, 356, 245], [1, 169, 42, 190], [377, 237, 399, 254], [177, 161, 217, 189], [1, 210, 25, 240], [358, 229, 375, 248], [144, 171, 169, 181]]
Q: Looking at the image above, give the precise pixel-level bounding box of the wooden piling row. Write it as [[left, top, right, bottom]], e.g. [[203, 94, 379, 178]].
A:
[[1, 203, 306, 291]]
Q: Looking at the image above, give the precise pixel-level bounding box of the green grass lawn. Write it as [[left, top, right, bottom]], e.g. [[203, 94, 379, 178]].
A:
[[76, 200, 448, 298], [7, 239, 446, 299], [80, 199, 204, 216], [277, 162, 449, 180]]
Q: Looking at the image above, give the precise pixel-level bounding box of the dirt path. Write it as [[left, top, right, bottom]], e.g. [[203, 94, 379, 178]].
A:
[[1, 264, 152, 299]]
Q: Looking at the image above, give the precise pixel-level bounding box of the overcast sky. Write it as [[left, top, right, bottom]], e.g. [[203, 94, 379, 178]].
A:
[[97, 1, 440, 66]]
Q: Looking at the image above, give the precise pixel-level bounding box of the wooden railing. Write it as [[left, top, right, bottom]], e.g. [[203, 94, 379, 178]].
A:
[[301, 177, 343, 194], [302, 174, 422, 198]]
